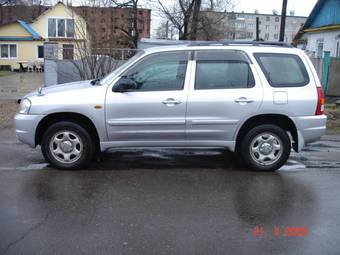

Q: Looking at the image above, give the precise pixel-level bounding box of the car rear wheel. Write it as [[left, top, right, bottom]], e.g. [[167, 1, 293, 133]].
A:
[[239, 124, 291, 171], [41, 121, 96, 170]]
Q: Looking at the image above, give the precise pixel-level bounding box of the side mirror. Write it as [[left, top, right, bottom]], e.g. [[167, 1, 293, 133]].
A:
[[113, 77, 137, 92]]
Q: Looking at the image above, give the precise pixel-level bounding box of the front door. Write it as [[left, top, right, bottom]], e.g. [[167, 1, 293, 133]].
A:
[[186, 50, 263, 147], [105, 51, 190, 147]]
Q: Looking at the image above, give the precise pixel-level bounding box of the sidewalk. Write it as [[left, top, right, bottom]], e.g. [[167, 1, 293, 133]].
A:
[[0, 72, 44, 100]]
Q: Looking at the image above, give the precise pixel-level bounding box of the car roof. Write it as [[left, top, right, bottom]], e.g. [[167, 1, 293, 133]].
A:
[[143, 44, 302, 55]]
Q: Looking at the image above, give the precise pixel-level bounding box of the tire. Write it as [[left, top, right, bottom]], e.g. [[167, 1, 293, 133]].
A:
[[239, 124, 291, 171], [41, 121, 96, 170]]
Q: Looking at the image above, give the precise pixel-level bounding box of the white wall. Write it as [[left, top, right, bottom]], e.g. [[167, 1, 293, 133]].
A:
[[306, 30, 340, 57]]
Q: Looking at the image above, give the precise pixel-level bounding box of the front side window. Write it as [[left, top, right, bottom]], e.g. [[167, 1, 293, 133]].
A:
[[195, 51, 255, 90], [254, 53, 309, 87], [0, 44, 17, 58], [119, 52, 189, 91]]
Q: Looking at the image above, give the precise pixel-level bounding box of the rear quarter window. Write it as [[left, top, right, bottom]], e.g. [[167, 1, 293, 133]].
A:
[[254, 53, 309, 87]]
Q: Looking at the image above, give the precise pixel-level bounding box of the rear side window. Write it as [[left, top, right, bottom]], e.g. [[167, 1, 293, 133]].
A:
[[195, 51, 255, 90], [254, 53, 309, 87]]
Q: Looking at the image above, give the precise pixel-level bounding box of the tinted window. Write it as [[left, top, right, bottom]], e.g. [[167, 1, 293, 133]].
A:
[[254, 53, 309, 87], [121, 52, 188, 91], [195, 51, 255, 90]]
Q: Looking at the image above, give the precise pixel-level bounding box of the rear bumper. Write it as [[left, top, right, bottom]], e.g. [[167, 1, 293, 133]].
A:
[[291, 115, 327, 151], [14, 113, 45, 148]]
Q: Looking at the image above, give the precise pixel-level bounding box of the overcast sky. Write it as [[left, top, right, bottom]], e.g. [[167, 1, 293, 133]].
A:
[[234, 0, 317, 16]]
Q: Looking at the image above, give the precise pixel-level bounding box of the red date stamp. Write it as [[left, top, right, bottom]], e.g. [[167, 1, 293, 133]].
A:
[[252, 226, 308, 237]]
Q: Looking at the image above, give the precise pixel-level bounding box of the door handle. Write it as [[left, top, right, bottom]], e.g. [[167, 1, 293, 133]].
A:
[[234, 97, 254, 104], [162, 98, 182, 105]]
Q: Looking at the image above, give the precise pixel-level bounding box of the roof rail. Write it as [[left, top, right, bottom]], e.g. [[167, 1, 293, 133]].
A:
[[188, 40, 294, 48]]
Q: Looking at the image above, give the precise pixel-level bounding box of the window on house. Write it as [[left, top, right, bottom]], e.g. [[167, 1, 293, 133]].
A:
[[63, 44, 74, 60], [48, 18, 56, 37], [57, 19, 65, 37], [336, 41, 340, 58], [66, 19, 75, 38], [37, 45, 44, 59], [317, 41, 324, 58], [266, 16, 270, 21], [0, 44, 17, 59], [274, 34, 278, 39], [48, 18, 75, 38], [275, 17, 280, 22]]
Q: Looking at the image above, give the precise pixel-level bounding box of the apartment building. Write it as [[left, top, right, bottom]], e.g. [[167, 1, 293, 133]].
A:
[[199, 11, 306, 43]]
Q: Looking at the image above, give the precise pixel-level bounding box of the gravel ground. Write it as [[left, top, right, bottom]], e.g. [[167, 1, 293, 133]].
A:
[[0, 100, 18, 129]]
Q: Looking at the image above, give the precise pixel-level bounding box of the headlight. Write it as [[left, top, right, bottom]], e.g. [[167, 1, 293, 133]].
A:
[[19, 98, 32, 114]]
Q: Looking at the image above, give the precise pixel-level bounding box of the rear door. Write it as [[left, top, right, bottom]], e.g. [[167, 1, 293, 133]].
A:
[[186, 50, 263, 146]]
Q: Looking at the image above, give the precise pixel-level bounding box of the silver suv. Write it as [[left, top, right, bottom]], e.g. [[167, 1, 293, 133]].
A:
[[14, 42, 327, 171]]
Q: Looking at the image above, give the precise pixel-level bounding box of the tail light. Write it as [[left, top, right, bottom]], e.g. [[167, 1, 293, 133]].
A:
[[315, 87, 325, 115]]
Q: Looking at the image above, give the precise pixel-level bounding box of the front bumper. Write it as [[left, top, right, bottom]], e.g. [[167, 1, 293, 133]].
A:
[[14, 113, 45, 148], [291, 115, 327, 151]]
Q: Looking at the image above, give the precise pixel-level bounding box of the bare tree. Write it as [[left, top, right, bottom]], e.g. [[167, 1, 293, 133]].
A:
[[157, 0, 196, 40], [156, 0, 235, 40], [155, 20, 176, 39], [53, 8, 139, 82], [111, 0, 140, 48]]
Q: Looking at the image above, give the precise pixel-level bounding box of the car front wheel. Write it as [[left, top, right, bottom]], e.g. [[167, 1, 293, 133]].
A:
[[41, 121, 96, 170], [239, 124, 291, 171]]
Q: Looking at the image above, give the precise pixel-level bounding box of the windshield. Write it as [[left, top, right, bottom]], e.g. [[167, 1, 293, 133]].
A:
[[100, 50, 145, 85]]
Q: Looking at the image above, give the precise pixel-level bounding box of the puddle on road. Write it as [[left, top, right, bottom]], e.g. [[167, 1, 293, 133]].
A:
[[2, 148, 340, 171]]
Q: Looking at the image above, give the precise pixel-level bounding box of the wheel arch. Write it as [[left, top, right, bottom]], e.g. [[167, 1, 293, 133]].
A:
[[235, 114, 299, 152], [35, 112, 100, 151]]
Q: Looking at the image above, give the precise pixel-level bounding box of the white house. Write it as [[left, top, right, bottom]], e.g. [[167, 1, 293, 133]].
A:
[[303, 0, 340, 58]]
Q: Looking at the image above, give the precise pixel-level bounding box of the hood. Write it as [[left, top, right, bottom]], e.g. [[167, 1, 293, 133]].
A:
[[41, 80, 94, 95], [25, 80, 93, 98]]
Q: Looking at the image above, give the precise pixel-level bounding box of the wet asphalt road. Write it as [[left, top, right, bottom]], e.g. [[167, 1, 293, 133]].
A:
[[1, 129, 340, 255]]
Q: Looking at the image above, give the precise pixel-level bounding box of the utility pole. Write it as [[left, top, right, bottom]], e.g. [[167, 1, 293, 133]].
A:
[[256, 17, 259, 41], [165, 21, 169, 39], [279, 0, 288, 42]]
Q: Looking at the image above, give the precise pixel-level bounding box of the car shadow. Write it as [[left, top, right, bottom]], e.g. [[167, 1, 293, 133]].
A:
[[87, 148, 247, 171]]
